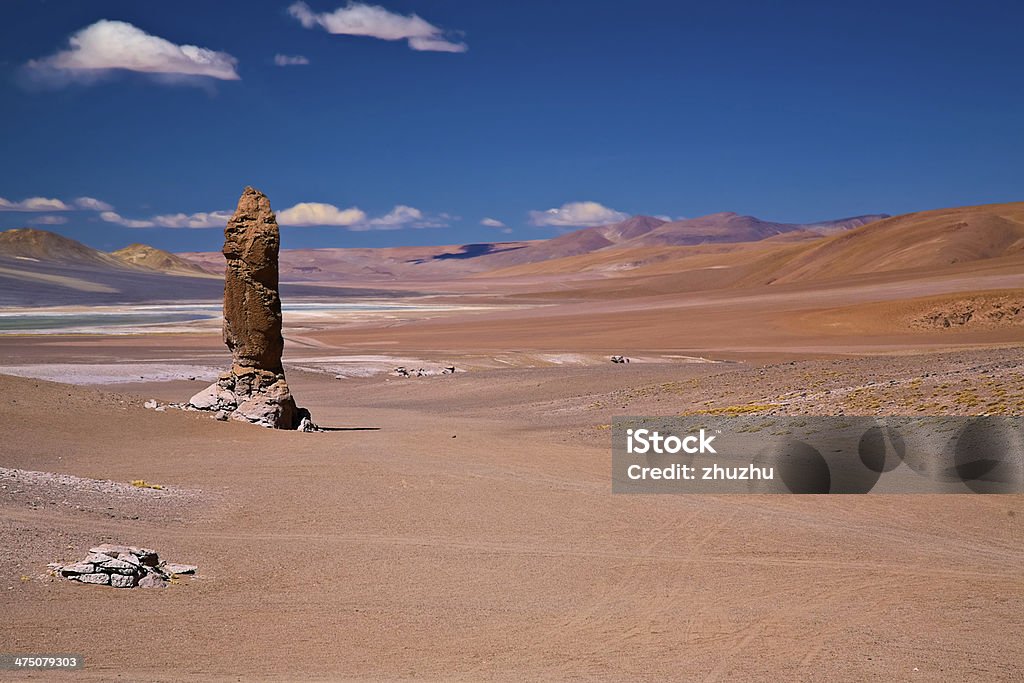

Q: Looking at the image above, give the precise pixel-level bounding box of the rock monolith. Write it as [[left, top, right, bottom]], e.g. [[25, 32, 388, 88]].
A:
[[188, 187, 314, 430]]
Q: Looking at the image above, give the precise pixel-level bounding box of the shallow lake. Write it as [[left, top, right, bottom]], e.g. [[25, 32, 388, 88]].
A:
[[0, 301, 468, 332]]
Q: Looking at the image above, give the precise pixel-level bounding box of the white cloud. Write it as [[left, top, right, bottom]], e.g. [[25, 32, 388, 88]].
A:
[[0, 195, 117, 213], [277, 201, 447, 230], [407, 36, 468, 53], [99, 209, 153, 228], [274, 54, 310, 66], [528, 201, 630, 227], [480, 217, 506, 228], [98, 200, 446, 231], [27, 20, 240, 84], [150, 211, 233, 228], [0, 196, 71, 212], [367, 205, 422, 228], [27, 215, 69, 225], [276, 202, 367, 227], [74, 196, 114, 211], [100, 209, 232, 229], [288, 2, 467, 53]]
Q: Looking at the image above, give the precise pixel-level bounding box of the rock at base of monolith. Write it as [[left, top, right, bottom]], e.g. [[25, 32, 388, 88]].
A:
[[188, 366, 309, 430]]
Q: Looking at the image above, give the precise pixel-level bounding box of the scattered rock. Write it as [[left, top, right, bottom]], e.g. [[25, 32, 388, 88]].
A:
[[117, 553, 141, 567], [90, 544, 133, 556], [186, 187, 314, 430], [138, 574, 169, 589], [59, 563, 94, 576], [85, 552, 115, 564], [52, 544, 197, 590], [143, 399, 158, 409], [188, 383, 236, 411], [99, 558, 135, 574], [912, 296, 1024, 330], [109, 574, 136, 589], [77, 573, 110, 585]]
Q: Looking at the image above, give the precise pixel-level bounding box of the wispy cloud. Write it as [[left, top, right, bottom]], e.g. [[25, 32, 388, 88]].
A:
[[74, 196, 114, 211], [0, 196, 71, 212], [274, 54, 310, 66], [481, 217, 513, 233], [27, 215, 69, 225], [100, 209, 233, 229], [528, 201, 629, 227], [99, 201, 445, 231], [99, 211, 155, 228], [288, 2, 467, 53], [150, 211, 234, 228], [25, 20, 239, 85]]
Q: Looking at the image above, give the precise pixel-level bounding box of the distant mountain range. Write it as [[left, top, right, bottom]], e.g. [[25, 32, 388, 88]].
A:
[[483, 203, 1024, 292], [2, 203, 1022, 306], [0, 228, 212, 273], [109, 243, 211, 276], [0, 228, 384, 305], [182, 211, 891, 281], [466, 212, 890, 268]]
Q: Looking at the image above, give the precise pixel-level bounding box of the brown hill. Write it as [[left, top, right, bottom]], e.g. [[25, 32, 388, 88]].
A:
[[621, 212, 792, 246], [177, 211, 883, 283], [614, 212, 889, 248], [480, 213, 886, 268], [479, 202, 1024, 299], [800, 214, 891, 234], [0, 228, 122, 267], [765, 202, 1024, 284], [110, 243, 213, 276], [180, 242, 540, 282]]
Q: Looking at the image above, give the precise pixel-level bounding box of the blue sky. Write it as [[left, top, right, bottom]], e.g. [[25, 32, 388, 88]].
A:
[[1, 0, 1022, 252]]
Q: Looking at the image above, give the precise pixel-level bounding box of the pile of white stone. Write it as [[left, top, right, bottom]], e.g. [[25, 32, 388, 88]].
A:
[[50, 544, 197, 589]]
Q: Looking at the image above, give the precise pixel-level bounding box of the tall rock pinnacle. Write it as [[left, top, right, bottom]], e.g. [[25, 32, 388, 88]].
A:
[[223, 187, 285, 374], [187, 187, 315, 430]]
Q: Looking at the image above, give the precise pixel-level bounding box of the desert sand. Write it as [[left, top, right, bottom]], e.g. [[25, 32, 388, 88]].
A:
[[1, 350, 1023, 680], [1, 203, 1023, 680]]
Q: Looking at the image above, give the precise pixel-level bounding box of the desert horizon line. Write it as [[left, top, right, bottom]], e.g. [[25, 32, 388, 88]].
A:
[[6, 196, 1024, 255]]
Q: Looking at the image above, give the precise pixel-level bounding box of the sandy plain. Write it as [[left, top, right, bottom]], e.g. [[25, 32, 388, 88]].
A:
[[2, 203, 1024, 680], [0, 292, 1022, 682]]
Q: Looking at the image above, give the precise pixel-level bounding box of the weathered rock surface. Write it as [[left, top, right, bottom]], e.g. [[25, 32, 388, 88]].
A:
[[110, 574, 136, 588], [138, 574, 169, 589], [59, 563, 94, 576], [223, 187, 285, 372], [53, 545, 197, 589], [77, 573, 110, 585], [186, 187, 316, 430]]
